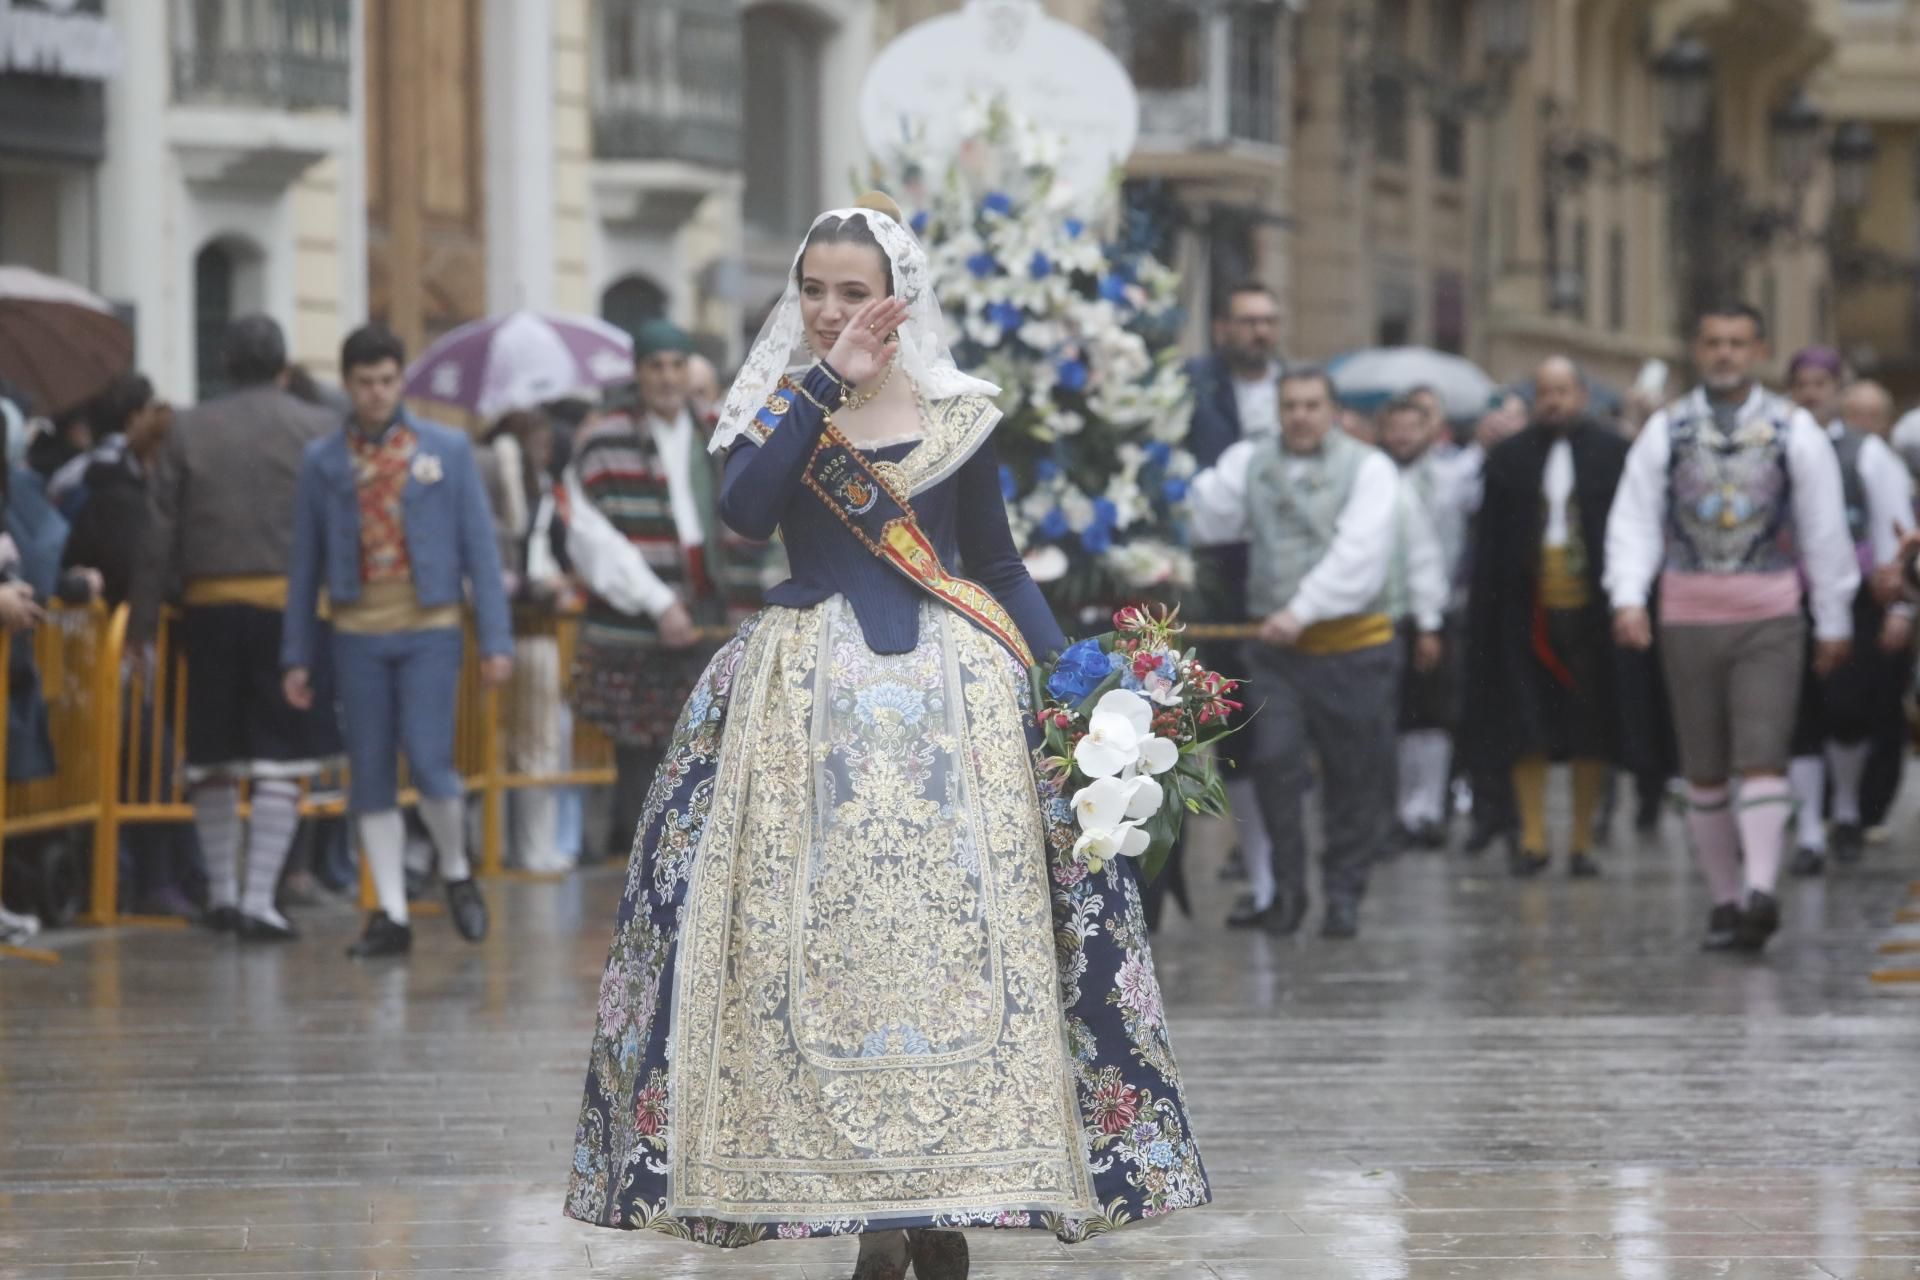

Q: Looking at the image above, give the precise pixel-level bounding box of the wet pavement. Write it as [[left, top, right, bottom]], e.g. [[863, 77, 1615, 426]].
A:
[[3, 788, 1918, 1279]]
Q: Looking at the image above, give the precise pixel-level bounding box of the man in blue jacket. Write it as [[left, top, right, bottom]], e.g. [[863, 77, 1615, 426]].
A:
[[282, 324, 513, 959]]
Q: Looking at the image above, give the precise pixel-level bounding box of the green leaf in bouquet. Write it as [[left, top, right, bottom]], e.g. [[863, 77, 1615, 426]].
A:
[[1138, 800, 1184, 884]]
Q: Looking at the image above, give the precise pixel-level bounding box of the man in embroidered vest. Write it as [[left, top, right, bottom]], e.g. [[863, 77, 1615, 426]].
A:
[[1190, 367, 1403, 939], [1605, 303, 1857, 953], [1465, 357, 1630, 880], [565, 320, 723, 860], [136, 315, 341, 942], [1378, 397, 1458, 853], [1781, 360, 1914, 875], [283, 324, 514, 959]]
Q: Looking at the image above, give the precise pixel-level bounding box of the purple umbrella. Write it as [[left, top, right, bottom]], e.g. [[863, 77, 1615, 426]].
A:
[[406, 311, 634, 421]]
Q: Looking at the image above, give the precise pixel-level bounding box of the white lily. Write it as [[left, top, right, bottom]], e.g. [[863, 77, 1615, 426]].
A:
[[1073, 689, 1179, 779]]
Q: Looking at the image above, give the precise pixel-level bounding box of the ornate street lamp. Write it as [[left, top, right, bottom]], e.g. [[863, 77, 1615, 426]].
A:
[[1653, 36, 1713, 137], [1829, 121, 1878, 214], [1769, 88, 1823, 189]]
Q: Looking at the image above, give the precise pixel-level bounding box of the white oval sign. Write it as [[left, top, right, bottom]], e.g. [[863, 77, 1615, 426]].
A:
[[860, 0, 1139, 201]]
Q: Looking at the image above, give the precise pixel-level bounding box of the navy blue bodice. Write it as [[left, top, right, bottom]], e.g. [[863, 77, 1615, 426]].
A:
[[718, 365, 1066, 661]]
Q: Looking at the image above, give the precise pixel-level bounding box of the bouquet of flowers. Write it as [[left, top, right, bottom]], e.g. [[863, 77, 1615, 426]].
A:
[[1032, 605, 1241, 883], [872, 97, 1199, 615]]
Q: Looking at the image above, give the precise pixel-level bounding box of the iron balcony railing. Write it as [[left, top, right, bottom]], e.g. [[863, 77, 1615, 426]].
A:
[[591, 0, 742, 168], [170, 0, 352, 112]]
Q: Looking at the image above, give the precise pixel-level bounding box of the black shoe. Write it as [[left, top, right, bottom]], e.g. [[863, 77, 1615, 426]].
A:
[[1416, 821, 1448, 851], [1226, 892, 1271, 928], [445, 878, 489, 943], [1568, 852, 1602, 879], [1463, 817, 1510, 856], [347, 911, 412, 958], [1832, 823, 1865, 865], [1734, 891, 1780, 953], [1264, 893, 1310, 938], [905, 1228, 969, 1280], [237, 912, 299, 943], [1701, 903, 1741, 951], [1790, 846, 1826, 878], [1508, 848, 1549, 878], [200, 904, 241, 934], [1634, 793, 1664, 835], [1321, 899, 1360, 939]]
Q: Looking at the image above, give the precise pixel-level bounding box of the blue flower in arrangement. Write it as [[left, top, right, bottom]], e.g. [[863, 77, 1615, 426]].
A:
[[986, 300, 1024, 333], [1144, 441, 1172, 469], [982, 191, 1014, 216], [1039, 508, 1070, 539], [1091, 497, 1118, 530], [966, 252, 998, 279], [910, 209, 930, 235], [1056, 358, 1089, 392], [1035, 458, 1061, 483], [1029, 250, 1052, 280], [1080, 524, 1113, 554], [1064, 217, 1085, 239], [1098, 273, 1130, 304], [999, 465, 1018, 501], [1162, 477, 1189, 503], [1047, 638, 1112, 702]]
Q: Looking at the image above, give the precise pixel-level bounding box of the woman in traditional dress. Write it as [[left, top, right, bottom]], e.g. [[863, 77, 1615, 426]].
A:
[[565, 194, 1210, 1279]]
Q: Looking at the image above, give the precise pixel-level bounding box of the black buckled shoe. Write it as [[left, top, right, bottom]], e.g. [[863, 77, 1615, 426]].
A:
[[237, 913, 299, 943], [906, 1228, 969, 1280], [347, 911, 412, 959], [446, 878, 489, 943], [1701, 903, 1741, 952], [1265, 892, 1309, 938], [1569, 852, 1602, 879], [1321, 898, 1360, 939], [1226, 892, 1270, 928], [1734, 890, 1780, 953], [1508, 848, 1550, 878], [200, 904, 242, 934], [1790, 846, 1826, 878]]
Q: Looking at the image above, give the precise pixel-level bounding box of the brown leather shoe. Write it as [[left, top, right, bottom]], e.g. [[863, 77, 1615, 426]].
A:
[[907, 1228, 969, 1279], [851, 1229, 910, 1280]]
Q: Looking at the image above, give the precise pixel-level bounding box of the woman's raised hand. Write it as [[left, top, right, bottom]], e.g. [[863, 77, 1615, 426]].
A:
[[824, 297, 912, 390]]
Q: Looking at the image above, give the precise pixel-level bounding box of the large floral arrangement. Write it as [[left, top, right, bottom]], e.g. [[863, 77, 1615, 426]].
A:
[[1033, 605, 1239, 882], [873, 98, 1198, 615]]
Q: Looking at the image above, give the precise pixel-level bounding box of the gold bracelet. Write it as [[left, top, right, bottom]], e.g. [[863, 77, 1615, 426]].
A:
[[791, 379, 835, 417], [811, 362, 852, 404]]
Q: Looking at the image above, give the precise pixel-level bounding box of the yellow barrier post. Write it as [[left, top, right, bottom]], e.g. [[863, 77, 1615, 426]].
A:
[[85, 608, 125, 925], [480, 680, 505, 877]]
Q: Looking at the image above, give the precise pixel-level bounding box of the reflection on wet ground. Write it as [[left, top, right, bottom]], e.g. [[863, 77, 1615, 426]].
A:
[[2, 796, 1917, 1279]]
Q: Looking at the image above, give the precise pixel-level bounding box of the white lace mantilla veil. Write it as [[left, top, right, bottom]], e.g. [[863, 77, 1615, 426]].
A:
[[709, 205, 1001, 456]]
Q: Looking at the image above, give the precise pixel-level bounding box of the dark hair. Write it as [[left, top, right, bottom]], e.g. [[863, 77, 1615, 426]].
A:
[[1378, 394, 1424, 424], [1216, 280, 1277, 319], [341, 323, 407, 375], [1695, 301, 1768, 340], [86, 372, 155, 438], [795, 216, 895, 296], [224, 314, 287, 386], [1279, 365, 1338, 402]]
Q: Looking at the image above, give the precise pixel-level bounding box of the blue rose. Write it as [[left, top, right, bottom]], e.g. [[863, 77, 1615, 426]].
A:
[[999, 465, 1017, 501], [1162, 477, 1189, 503], [1057, 358, 1089, 392], [967, 252, 997, 279], [1081, 524, 1113, 554], [1036, 458, 1061, 483], [982, 191, 1014, 216], [1039, 508, 1070, 539], [986, 300, 1024, 332], [1048, 638, 1111, 703], [1065, 217, 1085, 238], [1029, 250, 1052, 279], [1144, 441, 1172, 469], [910, 209, 930, 235], [1091, 497, 1118, 530], [1098, 273, 1129, 304]]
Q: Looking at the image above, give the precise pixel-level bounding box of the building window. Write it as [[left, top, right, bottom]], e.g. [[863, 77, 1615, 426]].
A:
[[1375, 270, 1414, 347], [593, 0, 744, 167], [601, 273, 668, 344], [195, 242, 235, 401], [742, 3, 826, 240], [1432, 270, 1465, 354], [1607, 227, 1627, 332], [1570, 217, 1589, 323], [1430, 3, 1464, 179], [1208, 205, 1258, 326], [1372, 74, 1408, 165], [1112, 0, 1200, 92], [1227, 5, 1279, 145]]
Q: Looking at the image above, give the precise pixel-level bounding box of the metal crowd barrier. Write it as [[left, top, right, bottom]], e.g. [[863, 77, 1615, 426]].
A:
[[1, 602, 619, 950]]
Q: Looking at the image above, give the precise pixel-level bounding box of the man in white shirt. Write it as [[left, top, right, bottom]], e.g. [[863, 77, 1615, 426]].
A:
[[1189, 368, 1403, 939], [1782, 370, 1913, 874], [1605, 304, 1858, 953], [565, 320, 720, 860]]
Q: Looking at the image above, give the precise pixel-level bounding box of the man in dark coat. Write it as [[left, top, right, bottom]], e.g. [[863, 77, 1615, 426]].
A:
[[1464, 357, 1629, 878]]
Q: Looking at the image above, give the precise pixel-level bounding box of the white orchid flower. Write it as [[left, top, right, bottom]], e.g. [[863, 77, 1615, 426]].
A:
[[1070, 775, 1153, 871], [1073, 689, 1179, 779]]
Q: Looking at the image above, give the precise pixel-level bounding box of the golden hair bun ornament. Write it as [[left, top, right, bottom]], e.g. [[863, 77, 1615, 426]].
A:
[[853, 190, 906, 227]]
